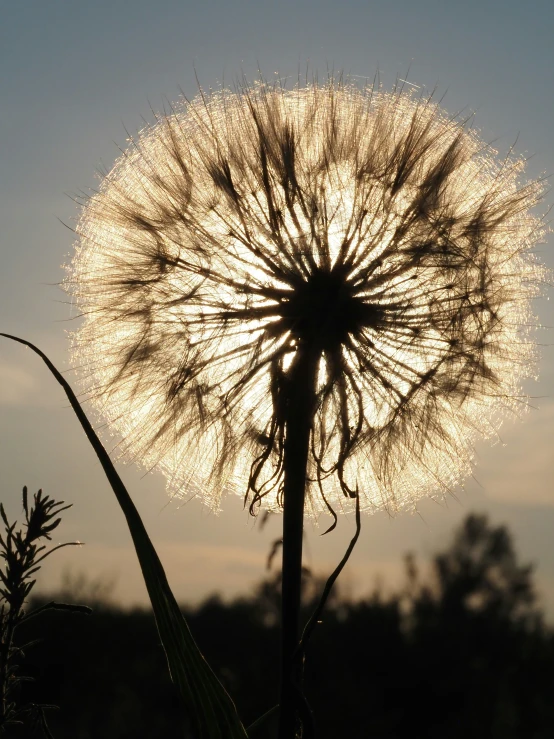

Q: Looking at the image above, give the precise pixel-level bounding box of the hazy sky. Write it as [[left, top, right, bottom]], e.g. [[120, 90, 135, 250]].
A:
[[1, 0, 553, 613]]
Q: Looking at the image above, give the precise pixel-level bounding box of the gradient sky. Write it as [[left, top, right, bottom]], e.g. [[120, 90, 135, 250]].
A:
[[1, 0, 553, 613]]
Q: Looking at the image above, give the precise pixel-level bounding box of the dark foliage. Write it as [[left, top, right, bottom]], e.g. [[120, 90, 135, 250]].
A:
[[12, 514, 554, 738], [0, 488, 89, 738]]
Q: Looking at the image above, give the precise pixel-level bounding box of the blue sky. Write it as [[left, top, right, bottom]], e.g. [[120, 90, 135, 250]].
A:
[[1, 0, 554, 611]]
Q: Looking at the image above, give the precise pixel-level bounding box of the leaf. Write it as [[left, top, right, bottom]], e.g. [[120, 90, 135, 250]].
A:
[[246, 705, 279, 736], [0, 334, 248, 739]]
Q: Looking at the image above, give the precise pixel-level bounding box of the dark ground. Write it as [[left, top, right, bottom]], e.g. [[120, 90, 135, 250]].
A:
[[8, 514, 554, 738]]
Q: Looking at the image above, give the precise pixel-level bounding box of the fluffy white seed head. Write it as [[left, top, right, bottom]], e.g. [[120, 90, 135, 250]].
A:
[[66, 80, 546, 517]]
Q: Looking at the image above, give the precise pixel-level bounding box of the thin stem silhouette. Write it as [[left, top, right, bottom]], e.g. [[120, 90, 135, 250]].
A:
[[279, 346, 319, 738]]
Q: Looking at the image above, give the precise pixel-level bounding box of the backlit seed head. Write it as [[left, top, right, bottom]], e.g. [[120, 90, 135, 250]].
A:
[[66, 79, 547, 517]]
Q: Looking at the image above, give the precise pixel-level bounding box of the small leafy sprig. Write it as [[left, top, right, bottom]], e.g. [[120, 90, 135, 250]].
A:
[[0, 487, 89, 735]]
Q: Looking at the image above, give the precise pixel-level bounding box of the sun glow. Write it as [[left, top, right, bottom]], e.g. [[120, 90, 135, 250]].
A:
[[67, 81, 545, 516]]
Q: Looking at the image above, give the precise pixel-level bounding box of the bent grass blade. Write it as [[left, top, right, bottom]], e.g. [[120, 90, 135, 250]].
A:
[[0, 333, 248, 739]]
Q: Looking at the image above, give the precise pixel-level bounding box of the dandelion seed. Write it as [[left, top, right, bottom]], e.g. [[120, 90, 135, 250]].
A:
[[66, 79, 545, 518]]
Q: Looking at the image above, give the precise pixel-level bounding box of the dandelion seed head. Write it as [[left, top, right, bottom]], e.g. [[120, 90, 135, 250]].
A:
[[66, 79, 546, 517]]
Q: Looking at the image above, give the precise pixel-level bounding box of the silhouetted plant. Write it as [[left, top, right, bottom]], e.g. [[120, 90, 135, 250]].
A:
[[66, 80, 545, 517], [0, 334, 249, 739], [2, 72, 549, 738], [0, 487, 89, 736], [64, 76, 546, 737]]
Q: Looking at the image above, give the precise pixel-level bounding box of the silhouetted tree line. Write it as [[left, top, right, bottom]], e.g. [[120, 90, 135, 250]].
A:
[[9, 514, 554, 738]]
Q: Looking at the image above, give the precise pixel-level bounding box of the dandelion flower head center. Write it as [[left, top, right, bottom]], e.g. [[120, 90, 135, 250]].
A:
[[266, 267, 380, 352]]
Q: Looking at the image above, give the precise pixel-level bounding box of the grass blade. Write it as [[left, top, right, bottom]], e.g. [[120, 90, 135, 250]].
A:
[[0, 334, 248, 739]]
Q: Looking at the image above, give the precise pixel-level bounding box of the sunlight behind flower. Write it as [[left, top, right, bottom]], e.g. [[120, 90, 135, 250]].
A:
[[66, 80, 545, 518]]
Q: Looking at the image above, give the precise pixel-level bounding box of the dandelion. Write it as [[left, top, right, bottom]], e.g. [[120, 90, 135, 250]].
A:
[[65, 77, 545, 737], [67, 79, 544, 516]]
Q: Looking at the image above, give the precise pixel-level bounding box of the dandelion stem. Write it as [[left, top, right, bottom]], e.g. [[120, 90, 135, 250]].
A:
[[279, 345, 319, 739]]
